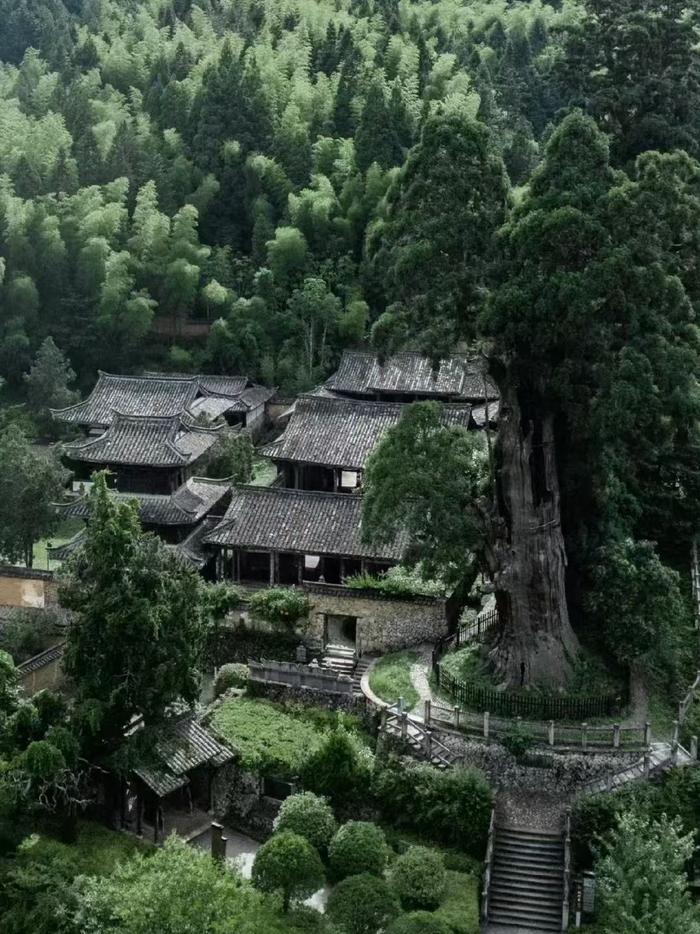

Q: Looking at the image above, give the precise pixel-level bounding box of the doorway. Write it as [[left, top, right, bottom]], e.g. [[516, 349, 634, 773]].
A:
[[324, 614, 357, 650]]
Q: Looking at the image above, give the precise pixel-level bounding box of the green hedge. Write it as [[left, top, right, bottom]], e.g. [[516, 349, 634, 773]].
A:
[[205, 624, 301, 667], [373, 759, 493, 858]]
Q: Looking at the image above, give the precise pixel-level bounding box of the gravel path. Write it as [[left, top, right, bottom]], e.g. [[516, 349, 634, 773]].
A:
[[409, 643, 439, 709]]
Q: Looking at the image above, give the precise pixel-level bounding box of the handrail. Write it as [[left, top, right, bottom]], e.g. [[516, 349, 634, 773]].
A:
[[481, 808, 496, 924], [561, 808, 571, 931]]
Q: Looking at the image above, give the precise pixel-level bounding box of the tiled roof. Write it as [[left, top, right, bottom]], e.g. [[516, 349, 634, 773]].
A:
[[52, 372, 199, 426], [205, 486, 405, 560], [259, 394, 472, 469], [326, 351, 498, 401], [471, 400, 501, 428], [53, 372, 275, 429], [58, 478, 230, 526], [63, 414, 222, 468], [134, 714, 234, 797], [169, 517, 219, 569]]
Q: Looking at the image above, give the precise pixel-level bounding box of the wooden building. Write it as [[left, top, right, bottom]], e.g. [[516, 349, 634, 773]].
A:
[[52, 371, 274, 433], [204, 486, 405, 586], [113, 714, 234, 844], [325, 350, 499, 403], [260, 394, 473, 492], [62, 413, 224, 495]]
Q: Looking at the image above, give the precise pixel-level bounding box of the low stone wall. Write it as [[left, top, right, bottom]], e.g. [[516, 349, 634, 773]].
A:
[[249, 659, 354, 695], [211, 760, 282, 839], [436, 731, 639, 794], [247, 677, 371, 719], [303, 583, 449, 654]]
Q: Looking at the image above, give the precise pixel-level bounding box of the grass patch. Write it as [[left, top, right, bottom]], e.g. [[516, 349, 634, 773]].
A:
[[369, 650, 420, 711], [211, 697, 370, 778], [18, 819, 149, 877], [30, 517, 84, 570], [250, 455, 277, 486]]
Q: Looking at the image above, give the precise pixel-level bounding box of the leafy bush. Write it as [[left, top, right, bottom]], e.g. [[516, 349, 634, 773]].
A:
[[214, 663, 248, 696], [249, 588, 312, 631], [389, 845, 447, 910], [273, 792, 337, 852], [386, 913, 452, 934], [596, 813, 700, 934], [206, 430, 254, 482], [345, 566, 447, 598], [0, 608, 63, 664], [251, 831, 325, 912], [432, 870, 481, 934], [373, 760, 493, 857], [326, 873, 400, 934], [328, 821, 388, 881], [500, 724, 535, 762], [300, 726, 373, 812]]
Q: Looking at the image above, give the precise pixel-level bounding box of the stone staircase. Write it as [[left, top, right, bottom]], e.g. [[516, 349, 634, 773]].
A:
[[583, 740, 695, 795], [487, 825, 564, 932], [321, 643, 356, 677], [352, 655, 372, 695]]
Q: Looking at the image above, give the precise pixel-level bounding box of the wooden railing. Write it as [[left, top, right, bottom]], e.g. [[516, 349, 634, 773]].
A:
[[562, 808, 571, 931], [380, 704, 461, 767], [421, 697, 648, 752], [677, 670, 700, 726], [481, 808, 496, 925]]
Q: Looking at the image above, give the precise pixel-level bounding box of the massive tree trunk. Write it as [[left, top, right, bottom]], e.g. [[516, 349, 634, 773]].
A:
[[483, 379, 579, 688]]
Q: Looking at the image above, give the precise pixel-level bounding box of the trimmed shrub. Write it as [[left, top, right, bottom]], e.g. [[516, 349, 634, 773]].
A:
[[273, 792, 337, 852], [326, 873, 400, 934], [329, 821, 388, 881], [214, 663, 248, 696], [251, 831, 324, 911], [389, 845, 447, 910], [500, 724, 535, 762], [300, 726, 372, 812], [372, 759, 493, 857], [386, 913, 452, 934]]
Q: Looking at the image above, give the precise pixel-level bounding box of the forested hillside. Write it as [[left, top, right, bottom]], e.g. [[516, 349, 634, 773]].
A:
[[1, 0, 696, 397]]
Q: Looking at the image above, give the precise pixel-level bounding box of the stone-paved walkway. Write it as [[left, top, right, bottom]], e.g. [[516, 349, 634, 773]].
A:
[[409, 643, 437, 711]]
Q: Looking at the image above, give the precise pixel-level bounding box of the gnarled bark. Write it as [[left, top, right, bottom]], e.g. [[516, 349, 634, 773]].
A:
[[483, 379, 579, 688]]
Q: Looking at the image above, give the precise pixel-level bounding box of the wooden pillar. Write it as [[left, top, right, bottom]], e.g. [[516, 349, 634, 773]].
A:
[[333, 469, 339, 492], [424, 699, 431, 726], [293, 465, 300, 489], [297, 555, 303, 585], [613, 724, 620, 749], [269, 552, 276, 585], [235, 549, 241, 583], [644, 721, 652, 747]]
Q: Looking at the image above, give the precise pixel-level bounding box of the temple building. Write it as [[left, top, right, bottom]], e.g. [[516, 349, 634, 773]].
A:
[[325, 350, 499, 403], [52, 370, 274, 433], [260, 393, 473, 492], [204, 485, 405, 586], [62, 412, 224, 495]]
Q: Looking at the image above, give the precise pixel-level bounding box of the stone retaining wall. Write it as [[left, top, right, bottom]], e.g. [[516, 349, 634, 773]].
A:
[[303, 584, 449, 654]]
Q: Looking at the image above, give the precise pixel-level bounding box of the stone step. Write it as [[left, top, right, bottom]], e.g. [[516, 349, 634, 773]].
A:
[[490, 883, 562, 907], [488, 909, 561, 932], [489, 896, 562, 923], [491, 864, 564, 888]]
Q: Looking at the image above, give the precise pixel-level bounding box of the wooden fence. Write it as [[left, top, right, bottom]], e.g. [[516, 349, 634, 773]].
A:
[[423, 698, 648, 751], [432, 607, 627, 722]]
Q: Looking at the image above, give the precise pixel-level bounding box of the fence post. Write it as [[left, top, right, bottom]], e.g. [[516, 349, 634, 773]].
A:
[[613, 724, 620, 749], [691, 736, 698, 760], [672, 720, 679, 764], [548, 720, 555, 747], [483, 711, 490, 740], [454, 706, 460, 730], [424, 729, 433, 760], [644, 721, 652, 747], [424, 699, 431, 726], [581, 722, 588, 752], [644, 751, 651, 777], [401, 712, 408, 741]]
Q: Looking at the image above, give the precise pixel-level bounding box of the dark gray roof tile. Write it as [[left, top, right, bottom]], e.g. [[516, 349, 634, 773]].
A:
[[205, 486, 404, 560]]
